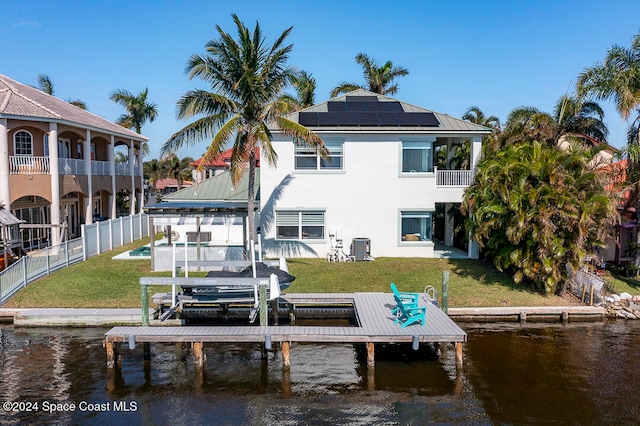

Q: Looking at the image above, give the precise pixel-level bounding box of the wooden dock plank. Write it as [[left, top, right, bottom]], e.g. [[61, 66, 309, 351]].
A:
[[106, 292, 466, 345]]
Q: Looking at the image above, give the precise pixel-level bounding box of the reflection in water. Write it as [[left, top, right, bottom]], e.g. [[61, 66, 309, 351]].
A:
[[0, 322, 638, 424]]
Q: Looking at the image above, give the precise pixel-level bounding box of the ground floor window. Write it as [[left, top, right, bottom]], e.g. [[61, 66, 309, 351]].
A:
[[12, 203, 51, 251], [401, 211, 432, 241], [276, 210, 325, 240]]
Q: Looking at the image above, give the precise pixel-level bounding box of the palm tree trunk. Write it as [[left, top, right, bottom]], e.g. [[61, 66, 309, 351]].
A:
[[247, 150, 256, 247]]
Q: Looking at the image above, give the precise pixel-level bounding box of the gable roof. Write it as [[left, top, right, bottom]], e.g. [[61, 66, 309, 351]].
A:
[[272, 89, 492, 134], [0, 74, 147, 141]]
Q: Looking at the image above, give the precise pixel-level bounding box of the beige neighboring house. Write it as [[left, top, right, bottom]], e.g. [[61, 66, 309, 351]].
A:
[[0, 74, 147, 250]]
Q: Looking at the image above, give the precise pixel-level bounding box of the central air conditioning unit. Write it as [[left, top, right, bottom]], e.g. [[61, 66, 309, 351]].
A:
[[350, 238, 371, 261]]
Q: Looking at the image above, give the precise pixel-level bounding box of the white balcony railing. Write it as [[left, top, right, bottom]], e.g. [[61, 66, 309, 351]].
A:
[[10, 156, 136, 176], [9, 156, 50, 174], [435, 167, 474, 187]]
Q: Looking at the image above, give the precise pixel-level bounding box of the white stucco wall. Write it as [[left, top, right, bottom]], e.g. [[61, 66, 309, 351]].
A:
[[260, 133, 472, 258]]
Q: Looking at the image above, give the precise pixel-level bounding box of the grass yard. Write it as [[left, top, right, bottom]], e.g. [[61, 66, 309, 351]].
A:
[[286, 257, 579, 307], [5, 237, 625, 308], [3, 238, 170, 308]]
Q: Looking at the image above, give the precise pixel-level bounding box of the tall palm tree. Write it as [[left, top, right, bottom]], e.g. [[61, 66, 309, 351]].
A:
[[110, 87, 158, 134], [330, 53, 409, 97], [143, 158, 165, 189], [37, 73, 87, 109], [462, 105, 502, 154], [279, 70, 317, 112], [160, 14, 327, 244], [553, 95, 608, 142], [500, 96, 608, 148], [161, 154, 193, 190], [110, 87, 158, 157], [577, 32, 640, 122]]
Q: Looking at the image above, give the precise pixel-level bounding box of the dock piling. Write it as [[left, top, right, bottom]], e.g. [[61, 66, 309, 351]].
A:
[[455, 342, 463, 368], [442, 271, 449, 314], [366, 342, 375, 367], [281, 341, 291, 367], [193, 342, 205, 368]]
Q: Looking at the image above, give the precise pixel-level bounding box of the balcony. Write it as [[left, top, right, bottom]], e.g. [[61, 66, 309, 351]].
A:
[[435, 167, 473, 187], [9, 156, 140, 176]]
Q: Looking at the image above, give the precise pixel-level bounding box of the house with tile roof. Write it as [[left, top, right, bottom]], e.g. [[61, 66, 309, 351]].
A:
[[260, 89, 492, 259], [0, 74, 147, 249], [189, 147, 261, 178]]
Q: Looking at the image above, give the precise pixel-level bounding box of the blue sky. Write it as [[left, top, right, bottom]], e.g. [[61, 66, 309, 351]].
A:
[[2, 0, 640, 160]]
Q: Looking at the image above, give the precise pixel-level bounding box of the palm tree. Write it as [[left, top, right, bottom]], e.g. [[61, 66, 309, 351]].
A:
[[160, 14, 327, 244], [279, 70, 317, 112], [462, 105, 502, 154], [110, 87, 158, 157], [330, 53, 409, 97], [110, 87, 158, 134], [462, 106, 501, 132], [143, 158, 165, 189], [577, 32, 640, 122], [37, 73, 87, 109], [553, 95, 608, 143], [500, 96, 608, 148], [160, 154, 193, 190], [463, 141, 616, 294]]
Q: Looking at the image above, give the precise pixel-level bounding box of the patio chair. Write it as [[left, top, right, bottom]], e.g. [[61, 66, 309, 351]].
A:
[[392, 294, 426, 328], [390, 282, 419, 315]]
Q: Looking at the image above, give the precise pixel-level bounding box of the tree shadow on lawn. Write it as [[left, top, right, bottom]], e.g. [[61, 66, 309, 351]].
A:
[[448, 258, 544, 295]]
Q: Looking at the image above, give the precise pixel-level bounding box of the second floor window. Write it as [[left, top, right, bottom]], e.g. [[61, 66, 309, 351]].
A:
[[14, 130, 33, 156], [402, 141, 432, 173], [295, 141, 343, 170]]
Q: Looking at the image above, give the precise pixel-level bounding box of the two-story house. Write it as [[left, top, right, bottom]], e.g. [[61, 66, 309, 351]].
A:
[[0, 74, 147, 250], [260, 89, 491, 259]]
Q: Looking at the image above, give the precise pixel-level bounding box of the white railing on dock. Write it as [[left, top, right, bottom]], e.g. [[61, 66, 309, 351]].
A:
[[435, 168, 474, 187], [0, 214, 149, 305]]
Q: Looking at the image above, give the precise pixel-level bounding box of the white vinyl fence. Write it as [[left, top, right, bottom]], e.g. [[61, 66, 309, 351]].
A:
[[0, 214, 148, 305]]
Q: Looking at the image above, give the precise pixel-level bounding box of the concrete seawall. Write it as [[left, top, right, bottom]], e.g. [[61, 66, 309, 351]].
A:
[[0, 305, 607, 327]]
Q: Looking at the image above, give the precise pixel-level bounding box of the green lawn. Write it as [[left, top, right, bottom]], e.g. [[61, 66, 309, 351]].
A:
[[4, 239, 622, 309]]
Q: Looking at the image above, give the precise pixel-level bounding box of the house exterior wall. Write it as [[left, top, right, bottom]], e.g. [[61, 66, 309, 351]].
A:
[[260, 133, 474, 258]]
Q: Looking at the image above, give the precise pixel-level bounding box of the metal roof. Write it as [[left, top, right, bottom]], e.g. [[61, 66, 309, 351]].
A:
[[0, 208, 24, 226], [144, 201, 251, 216], [0, 74, 147, 141], [162, 169, 259, 202], [270, 89, 493, 134]]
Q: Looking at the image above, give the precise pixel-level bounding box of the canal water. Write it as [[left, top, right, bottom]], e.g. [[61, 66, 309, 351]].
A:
[[0, 320, 638, 425]]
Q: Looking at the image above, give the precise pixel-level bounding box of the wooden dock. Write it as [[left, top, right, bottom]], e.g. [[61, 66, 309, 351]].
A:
[[105, 292, 466, 369]]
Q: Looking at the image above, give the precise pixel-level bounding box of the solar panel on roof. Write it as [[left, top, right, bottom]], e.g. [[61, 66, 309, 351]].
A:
[[367, 102, 387, 112], [317, 112, 340, 126], [397, 112, 440, 127], [298, 112, 319, 126], [380, 102, 404, 112], [346, 95, 378, 102], [357, 112, 379, 126], [345, 101, 370, 112], [327, 101, 347, 112], [338, 112, 359, 126], [377, 112, 400, 126]]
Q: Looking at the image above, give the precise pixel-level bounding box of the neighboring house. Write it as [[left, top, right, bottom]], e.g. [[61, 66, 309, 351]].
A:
[[260, 89, 492, 259], [599, 159, 637, 266], [190, 147, 261, 179], [143, 170, 258, 271], [0, 74, 147, 250], [154, 178, 193, 195]]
